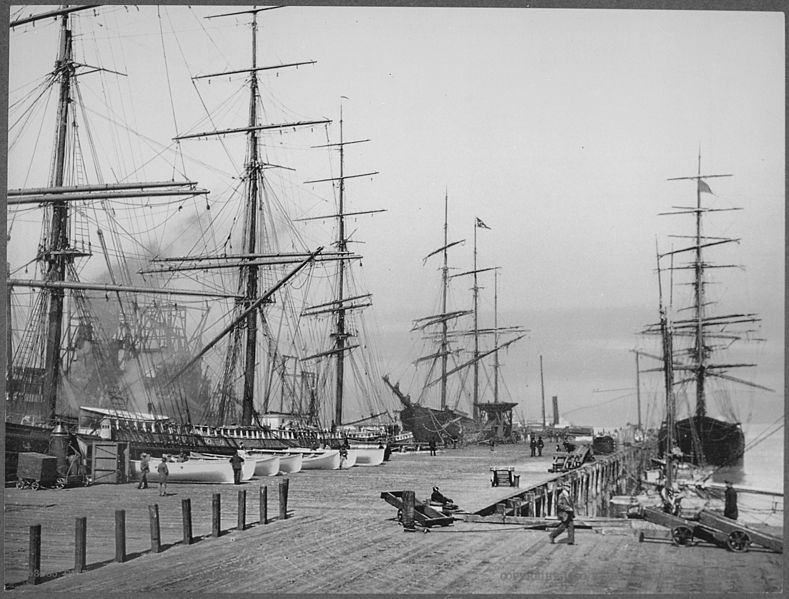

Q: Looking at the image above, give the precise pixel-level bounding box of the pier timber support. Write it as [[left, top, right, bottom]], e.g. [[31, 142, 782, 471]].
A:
[[470, 445, 651, 519]]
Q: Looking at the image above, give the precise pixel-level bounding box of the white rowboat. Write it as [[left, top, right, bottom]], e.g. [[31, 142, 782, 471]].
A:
[[300, 449, 341, 470], [353, 445, 385, 466], [131, 457, 255, 484]]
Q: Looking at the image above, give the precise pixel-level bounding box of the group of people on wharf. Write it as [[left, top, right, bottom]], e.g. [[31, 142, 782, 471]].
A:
[[137, 453, 170, 496], [136, 450, 247, 494], [529, 436, 545, 457]]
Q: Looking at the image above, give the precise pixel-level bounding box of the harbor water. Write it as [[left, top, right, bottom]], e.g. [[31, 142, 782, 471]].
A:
[[709, 421, 784, 528]]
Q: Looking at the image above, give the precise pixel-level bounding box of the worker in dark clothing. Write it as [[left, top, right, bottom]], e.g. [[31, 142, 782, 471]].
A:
[[549, 483, 575, 544], [431, 486, 453, 505], [429, 439, 437, 456], [724, 480, 738, 520], [230, 451, 245, 484], [537, 436, 545, 457], [430, 486, 458, 511]]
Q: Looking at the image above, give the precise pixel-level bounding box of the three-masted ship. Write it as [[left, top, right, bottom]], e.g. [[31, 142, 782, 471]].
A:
[[6, 6, 399, 476], [383, 197, 525, 444], [645, 156, 773, 467]]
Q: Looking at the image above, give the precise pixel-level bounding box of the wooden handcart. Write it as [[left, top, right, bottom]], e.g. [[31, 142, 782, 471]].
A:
[[640, 506, 783, 553]]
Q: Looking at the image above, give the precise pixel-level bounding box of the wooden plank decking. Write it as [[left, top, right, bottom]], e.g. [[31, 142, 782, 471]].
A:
[[3, 444, 783, 594]]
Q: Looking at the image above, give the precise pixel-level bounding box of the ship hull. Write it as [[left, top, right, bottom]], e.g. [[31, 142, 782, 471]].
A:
[[398, 404, 477, 444], [660, 415, 744, 468]]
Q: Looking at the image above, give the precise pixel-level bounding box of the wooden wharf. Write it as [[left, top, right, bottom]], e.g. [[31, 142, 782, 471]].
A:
[[3, 443, 783, 594], [466, 444, 648, 518]]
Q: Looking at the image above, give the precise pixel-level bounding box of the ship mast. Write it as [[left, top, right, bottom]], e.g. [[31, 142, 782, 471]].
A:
[[493, 268, 499, 403], [333, 104, 349, 426], [440, 192, 450, 410], [9, 7, 219, 424], [539, 354, 546, 427], [665, 154, 733, 424], [41, 12, 75, 423], [301, 100, 380, 426], [177, 6, 331, 426], [472, 220, 480, 419], [656, 252, 676, 488], [692, 154, 707, 419], [240, 10, 262, 426]]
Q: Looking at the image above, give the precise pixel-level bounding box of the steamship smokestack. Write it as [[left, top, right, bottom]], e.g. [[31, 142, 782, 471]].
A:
[[552, 396, 559, 426]]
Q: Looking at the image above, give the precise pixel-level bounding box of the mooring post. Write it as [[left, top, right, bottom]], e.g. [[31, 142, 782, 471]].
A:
[[238, 490, 247, 531], [279, 479, 289, 520], [115, 509, 126, 563], [582, 473, 588, 516], [260, 486, 268, 525], [402, 490, 416, 531], [212, 493, 221, 537], [181, 498, 193, 545], [148, 504, 161, 554], [28, 524, 41, 585], [74, 517, 87, 573]]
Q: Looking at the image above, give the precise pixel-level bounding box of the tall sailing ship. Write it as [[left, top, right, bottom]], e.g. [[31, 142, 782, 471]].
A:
[[383, 198, 525, 444], [644, 155, 773, 467], [6, 6, 399, 477]]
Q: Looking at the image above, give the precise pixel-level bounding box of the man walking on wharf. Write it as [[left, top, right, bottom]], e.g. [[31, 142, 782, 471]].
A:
[[549, 482, 575, 545]]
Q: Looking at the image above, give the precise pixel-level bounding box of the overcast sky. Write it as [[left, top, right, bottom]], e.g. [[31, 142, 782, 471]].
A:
[[7, 5, 784, 429]]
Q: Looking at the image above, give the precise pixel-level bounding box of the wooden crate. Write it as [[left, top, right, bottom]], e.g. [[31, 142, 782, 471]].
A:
[[16, 452, 59, 485]]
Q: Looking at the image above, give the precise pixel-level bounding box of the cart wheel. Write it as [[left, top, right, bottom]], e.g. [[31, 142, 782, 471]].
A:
[[16, 479, 25, 489], [726, 530, 751, 553], [671, 526, 693, 546], [423, 528, 430, 534], [56, 477, 66, 489], [30, 481, 40, 491]]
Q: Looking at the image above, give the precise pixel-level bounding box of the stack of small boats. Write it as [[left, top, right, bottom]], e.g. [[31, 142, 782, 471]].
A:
[[128, 444, 386, 483]]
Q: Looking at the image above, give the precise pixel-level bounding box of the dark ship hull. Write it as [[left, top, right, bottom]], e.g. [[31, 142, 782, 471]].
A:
[[659, 415, 745, 468], [398, 404, 477, 444]]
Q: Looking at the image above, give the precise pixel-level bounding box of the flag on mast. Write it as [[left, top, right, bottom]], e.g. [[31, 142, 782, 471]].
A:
[[475, 217, 491, 229], [698, 179, 713, 194]]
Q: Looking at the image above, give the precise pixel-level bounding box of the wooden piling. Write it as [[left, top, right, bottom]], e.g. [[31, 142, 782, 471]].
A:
[[237, 490, 246, 531], [583, 472, 590, 516], [28, 524, 41, 585], [148, 504, 161, 554], [260, 486, 268, 525], [181, 499, 193, 545], [114, 509, 126, 563], [402, 490, 416, 530], [279, 479, 289, 520], [212, 493, 221, 537], [74, 517, 87, 573]]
